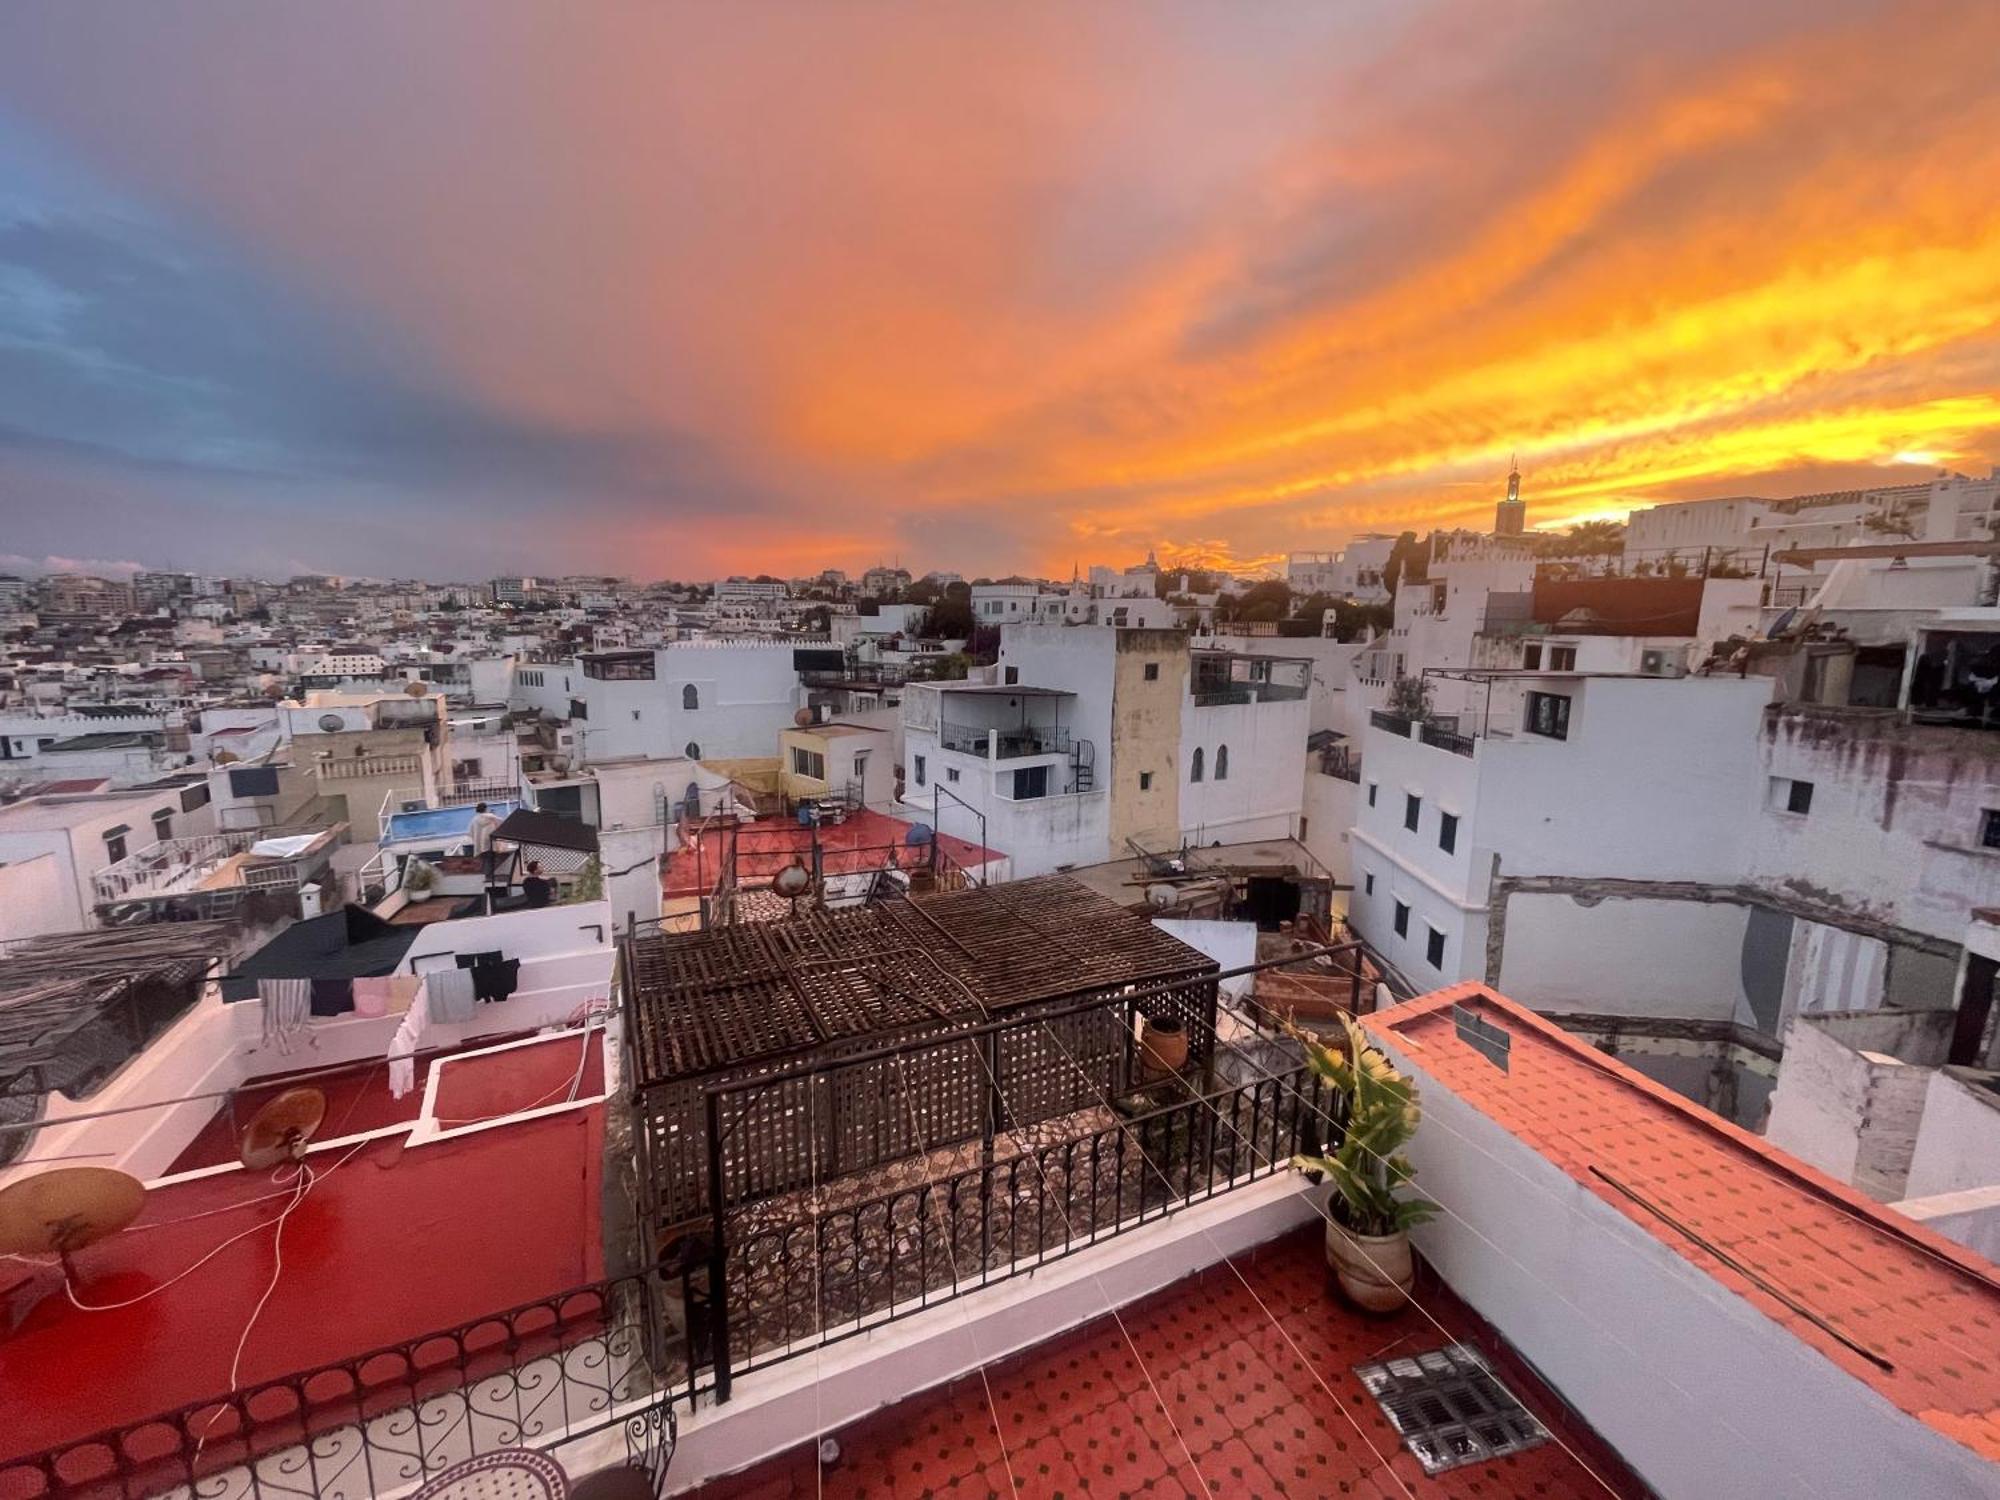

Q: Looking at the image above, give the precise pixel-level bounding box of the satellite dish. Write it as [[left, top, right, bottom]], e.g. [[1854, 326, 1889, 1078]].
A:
[[793, 707, 814, 728], [404, 680, 429, 697], [0, 1167, 146, 1257], [240, 1087, 327, 1170], [773, 862, 814, 898], [1146, 884, 1180, 909]]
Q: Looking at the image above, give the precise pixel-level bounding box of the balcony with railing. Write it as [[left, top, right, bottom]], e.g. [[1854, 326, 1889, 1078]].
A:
[[1189, 650, 1312, 707], [937, 720, 1073, 758], [91, 826, 344, 910]]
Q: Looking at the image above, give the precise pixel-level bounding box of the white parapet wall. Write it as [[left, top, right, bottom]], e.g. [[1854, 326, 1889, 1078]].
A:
[[1377, 1031, 2000, 1500]]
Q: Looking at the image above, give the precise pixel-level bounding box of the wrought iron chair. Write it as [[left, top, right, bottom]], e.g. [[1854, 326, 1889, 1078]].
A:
[[411, 1447, 571, 1500], [568, 1400, 679, 1500]]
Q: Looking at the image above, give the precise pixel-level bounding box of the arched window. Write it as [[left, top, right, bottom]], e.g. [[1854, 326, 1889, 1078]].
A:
[[682, 683, 700, 710], [684, 742, 701, 760], [1215, 745, 1229, 781], [1190, 746, 1204, 783]]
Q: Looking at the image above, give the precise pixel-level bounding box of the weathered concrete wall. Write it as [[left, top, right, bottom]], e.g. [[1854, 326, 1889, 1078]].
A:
[[1754, 707, 2000, 944], [1764, 1012, 1955, 1199], [1904, 1067, 2000, 1199], [1108, 630, 1186, 852]]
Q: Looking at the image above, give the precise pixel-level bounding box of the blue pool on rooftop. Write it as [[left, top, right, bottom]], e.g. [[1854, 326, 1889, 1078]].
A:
[[380, 801, 520, 845]]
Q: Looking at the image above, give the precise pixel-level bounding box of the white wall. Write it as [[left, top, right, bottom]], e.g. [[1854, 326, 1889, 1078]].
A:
[[1498, 896, 1753, 1022], [1299, 769, 1357, 888], [1151, 917, 1258, 1000], [0, 852, 72, 939], [1893, 1183, 2000, 1262], [1179, 694, 1309, 846], [1904, 1068, 2000, 1199], [1378, 1030, 2000, 1500]]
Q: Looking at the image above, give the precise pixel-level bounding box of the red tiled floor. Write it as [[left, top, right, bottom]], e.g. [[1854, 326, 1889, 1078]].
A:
[[704, 1226, 1644, 1498]]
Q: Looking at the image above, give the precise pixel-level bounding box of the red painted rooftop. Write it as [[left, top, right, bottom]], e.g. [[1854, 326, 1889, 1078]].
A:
[[165, 1032, 606, 1173], [662, 808, 999, 897], [1370, 984, 2000, 1463], [0, 1049, 606, 1463], [707, 1225, 1643, 1498]]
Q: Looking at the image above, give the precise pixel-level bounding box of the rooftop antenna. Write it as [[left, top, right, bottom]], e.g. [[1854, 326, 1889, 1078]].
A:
[[238, 1087, 328, 1170]]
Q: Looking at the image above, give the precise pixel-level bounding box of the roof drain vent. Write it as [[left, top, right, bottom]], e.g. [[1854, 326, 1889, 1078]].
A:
[[1353, 1343, 1550, 1475]]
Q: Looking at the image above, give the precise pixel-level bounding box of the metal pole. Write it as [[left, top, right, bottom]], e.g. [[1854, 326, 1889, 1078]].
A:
[[704, 1087, 732, 1403]]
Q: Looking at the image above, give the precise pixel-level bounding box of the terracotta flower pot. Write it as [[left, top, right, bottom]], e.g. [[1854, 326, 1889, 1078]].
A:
[[1324, 1218, 1415, 1313], [1139, 1015, 1188, 1081]]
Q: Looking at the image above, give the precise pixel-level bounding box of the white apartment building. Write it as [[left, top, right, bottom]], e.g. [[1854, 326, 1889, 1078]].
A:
[[511, 641, 807, 765], [970, 582, 1039, 622], [0, 784, 217, 937], [1350, 667, 2000, 1046], [1288, 536, 1396, 604], [899, 625, 1310, 875]]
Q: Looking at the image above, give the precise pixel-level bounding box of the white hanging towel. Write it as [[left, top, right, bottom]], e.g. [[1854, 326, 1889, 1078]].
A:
[[258, 979, 311, 1054], [386, 976, 434, 1100]]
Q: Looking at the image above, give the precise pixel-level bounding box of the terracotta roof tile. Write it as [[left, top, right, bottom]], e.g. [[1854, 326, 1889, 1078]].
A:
[[1367, 984, 2000, 1464]]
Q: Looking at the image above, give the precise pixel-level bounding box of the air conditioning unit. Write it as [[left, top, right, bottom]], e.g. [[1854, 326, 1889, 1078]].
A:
[[1640, 648, 1686, 678]]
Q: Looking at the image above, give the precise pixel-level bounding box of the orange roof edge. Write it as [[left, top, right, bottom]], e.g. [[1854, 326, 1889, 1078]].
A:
[[1366, 983, 2000, 1291]]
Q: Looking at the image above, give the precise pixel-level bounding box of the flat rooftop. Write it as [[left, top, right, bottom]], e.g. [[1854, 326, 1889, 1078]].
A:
[[1372, 985, 2000, 1465], [660, 807, 996, 898], [1, 1065, 605, 1462], [706, 1224, 1641, 1497]]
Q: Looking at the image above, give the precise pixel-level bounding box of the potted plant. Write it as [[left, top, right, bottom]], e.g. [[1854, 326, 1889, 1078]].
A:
[[1291, 1015, 1436, 1312], [402, 858, 437, 903]]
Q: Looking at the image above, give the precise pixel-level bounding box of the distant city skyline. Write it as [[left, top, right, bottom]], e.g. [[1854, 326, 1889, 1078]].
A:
[[2, 2, 1997, 581]]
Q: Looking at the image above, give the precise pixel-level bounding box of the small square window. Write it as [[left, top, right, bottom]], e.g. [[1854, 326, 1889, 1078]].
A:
[[1769, 776, 1813, 815], [1367, 782, 1378, 808], [1143, 662, 1160, 681], [946, 767, 960, 783], [1521, 642, 1542, 670], [1982, 810, 2000, 850], [1139, 771, 1154, 790], [1438, 812, 1458, 855], [1426, 927, 1446, 969], [1548, 645, 1577, 671], [1404, 793, 1421, 832], [1393, 901, 1409, 938]]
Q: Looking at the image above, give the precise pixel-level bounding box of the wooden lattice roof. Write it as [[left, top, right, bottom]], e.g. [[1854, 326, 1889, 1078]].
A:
[[0, 922, 230, 1069], [626, 874, 1215, 1086]]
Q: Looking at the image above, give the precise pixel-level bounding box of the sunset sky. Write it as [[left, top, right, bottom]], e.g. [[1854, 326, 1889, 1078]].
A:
[[1, 1, 1997, 581]]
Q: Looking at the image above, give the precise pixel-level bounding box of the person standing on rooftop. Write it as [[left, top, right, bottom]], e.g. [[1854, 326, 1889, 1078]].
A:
[[468, 801, 502, 882]]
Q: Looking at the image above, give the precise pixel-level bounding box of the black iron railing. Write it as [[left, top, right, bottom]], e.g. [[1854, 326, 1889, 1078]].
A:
[[1, 1270, 701, 1500], [937, 722, 1072, 758], [1419, 723, 1476, 757], [720, 1060, 1340, 1384], [1369, 709, 1414, 735]]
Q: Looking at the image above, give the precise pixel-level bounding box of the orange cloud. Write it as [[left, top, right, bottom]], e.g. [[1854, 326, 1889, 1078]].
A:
[[1, 2, 1997, 578]]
